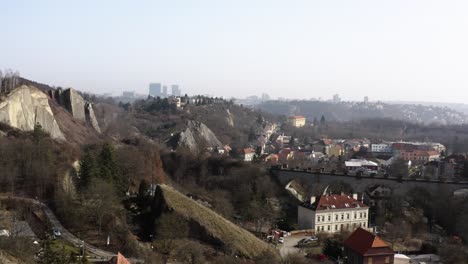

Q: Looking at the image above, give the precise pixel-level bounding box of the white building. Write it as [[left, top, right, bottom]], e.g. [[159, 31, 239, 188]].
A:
[[298, 193, 369, 233], [371, 143, 393, 153], [345, 159, 379, 174], [240, 148, 256, 162]]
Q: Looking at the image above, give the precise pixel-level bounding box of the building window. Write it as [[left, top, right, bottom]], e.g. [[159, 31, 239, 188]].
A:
[[360, 212, 362, 218], [322, 216, 325, 222], [335, 225, 338, 230], [327, 225, 330, 231], [368, 257, 373, 264], [336, 215, 338, 221], [354, 212, 357, 219], [328, 215, 331, 221], [341, 214, 344, 220], [363, 222, 366, 227], [385, 257, 390, 264], [317, 216, 320, 222], [346, 213, 350, 220], [364, 212, 367, 218]]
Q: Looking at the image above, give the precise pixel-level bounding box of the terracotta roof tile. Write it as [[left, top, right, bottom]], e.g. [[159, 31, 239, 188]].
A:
[[344, 228, 392, 256], [306, 194, 368, 211]]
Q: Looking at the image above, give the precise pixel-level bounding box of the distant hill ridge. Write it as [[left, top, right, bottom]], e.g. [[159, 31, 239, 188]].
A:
[[258, 100, 468, 125]]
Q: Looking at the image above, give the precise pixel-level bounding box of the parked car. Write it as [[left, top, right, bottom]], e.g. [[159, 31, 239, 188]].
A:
[[309, 235, 318, 241], [278, 237, 284, 243], [52, 228, 61, 237]]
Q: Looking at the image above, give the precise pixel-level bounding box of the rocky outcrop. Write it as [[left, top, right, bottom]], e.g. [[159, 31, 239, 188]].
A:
[[85, 102, 101, 133], [169, 120, 222, 153], [0, 85, 65, 140], [226, 109, 235, 127], [52, 88, 100, 133]]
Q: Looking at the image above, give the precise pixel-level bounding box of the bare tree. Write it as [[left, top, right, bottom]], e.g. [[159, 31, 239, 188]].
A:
[[84, 178, 119, 234], [2, 69, 20, 93]]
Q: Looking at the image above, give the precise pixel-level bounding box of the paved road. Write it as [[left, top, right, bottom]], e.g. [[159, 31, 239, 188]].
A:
[[279, 235, 309, 258], [0, 196, 133, 262]]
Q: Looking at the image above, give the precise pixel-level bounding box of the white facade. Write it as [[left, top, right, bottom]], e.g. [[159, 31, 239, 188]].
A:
[[243, 153, 255, 162], [298, 194, 369, 233], [298, 207, 369, 233], [371, 144, 393, 153]]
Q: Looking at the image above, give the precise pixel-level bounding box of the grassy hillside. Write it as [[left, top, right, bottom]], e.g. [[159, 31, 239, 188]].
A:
[[156, 184, 278, 259]]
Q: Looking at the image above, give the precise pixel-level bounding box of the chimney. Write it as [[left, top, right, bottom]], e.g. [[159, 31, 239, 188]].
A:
[[310, 196, 316, 204], [352, 193, 358, 200]]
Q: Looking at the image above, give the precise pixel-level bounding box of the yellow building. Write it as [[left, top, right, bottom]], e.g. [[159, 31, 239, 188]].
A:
[[289, 116, 306, 127]]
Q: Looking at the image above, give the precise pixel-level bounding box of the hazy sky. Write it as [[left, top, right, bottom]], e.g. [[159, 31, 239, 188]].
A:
[[2, 1, 468, 103]]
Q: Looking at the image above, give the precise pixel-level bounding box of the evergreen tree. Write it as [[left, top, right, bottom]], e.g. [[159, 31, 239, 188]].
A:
[[99, 143, 124, 192], [99, 143, 117, 180], [78, 148, 98, 190], [322, 238, 342, 260], [320, 115, 326, 124], [33, 123, 48, 143]]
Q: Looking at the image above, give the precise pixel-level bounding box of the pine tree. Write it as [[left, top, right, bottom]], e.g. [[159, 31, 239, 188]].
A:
[[78, 148, 98, 190], [320, 115, 326, 124], [98, 143, 123, 193], [99, 143, 117, 180]]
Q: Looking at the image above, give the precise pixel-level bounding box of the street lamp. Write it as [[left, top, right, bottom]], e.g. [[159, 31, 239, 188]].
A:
[[81, 240, 85, 259]]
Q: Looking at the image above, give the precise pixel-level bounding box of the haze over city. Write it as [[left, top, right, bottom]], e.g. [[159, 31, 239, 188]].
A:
[[2, 0, 468, 103]]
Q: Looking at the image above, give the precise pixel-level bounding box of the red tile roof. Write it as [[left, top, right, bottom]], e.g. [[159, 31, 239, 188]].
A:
[[289, 115, 306, 119], [307, 194, 368, 211], [108, 252, 131, 264], [344, 228, 392, 256], [243, 148, 256, 154]]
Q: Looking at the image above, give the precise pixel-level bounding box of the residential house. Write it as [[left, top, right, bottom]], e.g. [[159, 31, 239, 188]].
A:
[[168, 96, 181, 108], [278, 148, 294, 162], [312, 139, 333, 155], [365, 185, 392, 207], [264, 153, 279, 164], [298, 193, 369, 233], [288, 115, 306, 127], [276, 134, 292, 146], [305, 151, 325, 164], [329, 144, 344, 157], [343, 228, 394, 264], [399, 150, 439, 162], [344, 140, 364, 152], [240, 148, 256, 162]]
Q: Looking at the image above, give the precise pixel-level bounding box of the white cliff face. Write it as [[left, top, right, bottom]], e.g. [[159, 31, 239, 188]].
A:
[[54, 88, 101, 133], [172, 120, 222, 153], [0, 85, 65, 140], [85, 102, 101, 133]]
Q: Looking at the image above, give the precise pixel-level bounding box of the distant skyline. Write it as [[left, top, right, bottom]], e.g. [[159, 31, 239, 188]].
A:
[[2, 1, 468, 103]]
